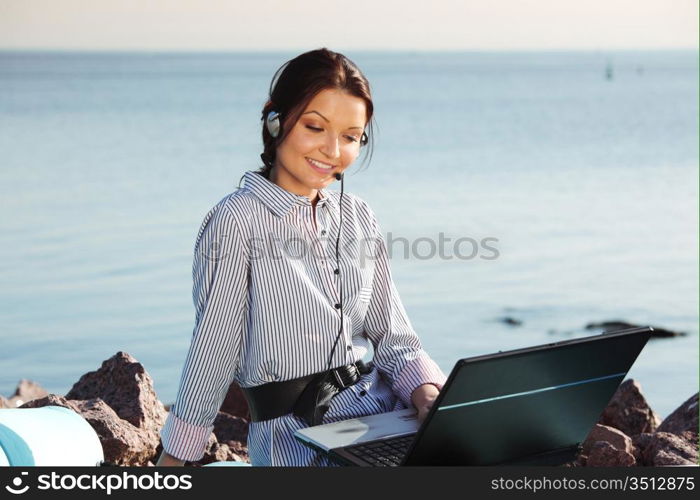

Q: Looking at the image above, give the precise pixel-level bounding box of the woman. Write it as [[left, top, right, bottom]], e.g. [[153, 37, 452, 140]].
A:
[[157, 48, 446, 466]]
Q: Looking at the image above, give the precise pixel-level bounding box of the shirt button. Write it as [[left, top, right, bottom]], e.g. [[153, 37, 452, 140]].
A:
[[334, 303, 341, 309], [334, 269, 340, 275], [346, 346, 352, 351], [359, 390, 367, 396], [321, 230, 327, 235]]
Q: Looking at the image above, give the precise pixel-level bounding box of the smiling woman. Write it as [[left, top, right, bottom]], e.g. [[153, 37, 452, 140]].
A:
[[157, 48, 446, 467], [258, 48, 375, 199], [271, 88, 367, 201]]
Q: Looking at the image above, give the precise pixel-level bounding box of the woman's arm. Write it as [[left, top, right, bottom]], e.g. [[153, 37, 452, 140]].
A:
[[156, 450, 185, 467], [159, 202, 249, 464]]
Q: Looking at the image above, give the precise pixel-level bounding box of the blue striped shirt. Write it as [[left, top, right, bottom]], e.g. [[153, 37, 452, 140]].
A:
[[160, 170, 447, 465]]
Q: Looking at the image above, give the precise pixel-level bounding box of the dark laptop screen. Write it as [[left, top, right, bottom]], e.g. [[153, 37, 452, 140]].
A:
[[403, 328, 652, 465]]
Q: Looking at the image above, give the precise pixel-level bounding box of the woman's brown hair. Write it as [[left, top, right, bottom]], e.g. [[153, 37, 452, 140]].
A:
[[258, 48, 375, 178]]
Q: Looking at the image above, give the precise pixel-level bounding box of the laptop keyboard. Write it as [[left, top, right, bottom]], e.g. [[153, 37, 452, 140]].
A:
[[344, 435, 414, 466]]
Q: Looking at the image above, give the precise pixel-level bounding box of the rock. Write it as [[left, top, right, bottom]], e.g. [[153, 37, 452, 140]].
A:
[[586, 441, 636, 467], [582, 424, 633, 456], [187, 433, 249, 466], [181, 412, 251, 466], [224, 440, 248, 460], [14, 379, 49, 399], [637, 432, 698, 466], [220, 383, 251, 421], [211, 412, 249, 463], [5, 379, 48, 407], [206, 441, 247, 464], [213, 412, 249, 444], [498, 316, 522, 327], [631, 433, 655, 465], [65, 352, 167, 454], [21, 394, 155, 466], [598, 379, 661, 436], [19, 393, 70, 410], [585, 320, 685, 338], [657, 393, 699, 438]]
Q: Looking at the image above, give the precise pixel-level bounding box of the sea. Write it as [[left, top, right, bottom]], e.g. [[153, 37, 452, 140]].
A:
[[0, 50, 697, 419]]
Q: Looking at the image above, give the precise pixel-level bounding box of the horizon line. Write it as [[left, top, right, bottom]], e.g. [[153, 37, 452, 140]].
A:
[[0, 46, 697, 54]]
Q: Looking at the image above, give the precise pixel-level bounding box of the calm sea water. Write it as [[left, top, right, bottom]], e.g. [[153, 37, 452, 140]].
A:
[[0, 51, 697, 418]]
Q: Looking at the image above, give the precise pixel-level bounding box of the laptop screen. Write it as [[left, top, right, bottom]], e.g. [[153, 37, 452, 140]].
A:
[[403, 327, 652, 465]]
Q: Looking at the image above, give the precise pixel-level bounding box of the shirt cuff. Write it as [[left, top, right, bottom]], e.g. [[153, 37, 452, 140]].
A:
[[160, 409, 213, 462], [392, 353, 448, 408]]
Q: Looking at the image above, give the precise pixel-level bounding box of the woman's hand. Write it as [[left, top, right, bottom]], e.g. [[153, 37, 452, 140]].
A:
[[156, 450, 185, 467], [411, 384, 440, 424]]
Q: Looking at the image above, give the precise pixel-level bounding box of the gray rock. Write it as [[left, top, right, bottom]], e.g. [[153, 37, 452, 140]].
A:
[[498, 316, 523, 327], [657, 393, 699, 438], [631, 433, 655, 465], [65, 352, 167, 455], [19, 393, 69, 410], [582, 424, 633, 456], [586, 441, 636, 467], [187, 433, 249, 466], [637, 432, 698, 466], [213, 411, 249, 445], [5, 379, 48, 407], [21, 394, 154, 466], [598, 379, 661, 436]]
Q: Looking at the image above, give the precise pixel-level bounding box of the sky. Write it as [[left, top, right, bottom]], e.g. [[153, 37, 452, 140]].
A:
[[0, 0, 698, 51]]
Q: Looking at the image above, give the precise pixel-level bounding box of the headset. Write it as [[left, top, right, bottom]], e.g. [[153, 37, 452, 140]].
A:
[[266, 109, 366, 418]]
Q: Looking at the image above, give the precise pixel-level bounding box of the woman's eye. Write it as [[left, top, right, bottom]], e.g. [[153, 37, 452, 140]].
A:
[[305, 125, 359, 143]]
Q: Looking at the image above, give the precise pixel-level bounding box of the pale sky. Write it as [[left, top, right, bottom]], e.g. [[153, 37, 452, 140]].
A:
[[0, 0, 697, 51]]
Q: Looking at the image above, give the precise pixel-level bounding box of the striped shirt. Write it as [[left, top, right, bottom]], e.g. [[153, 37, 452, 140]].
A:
[[160, 170, 447, 465]]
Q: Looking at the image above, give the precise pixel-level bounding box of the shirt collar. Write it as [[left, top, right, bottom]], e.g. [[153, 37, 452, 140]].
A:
[[242, 170, 338, 218]]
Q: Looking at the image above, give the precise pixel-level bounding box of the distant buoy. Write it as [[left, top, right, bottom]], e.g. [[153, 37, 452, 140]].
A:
[[605, 63, 614, 81]]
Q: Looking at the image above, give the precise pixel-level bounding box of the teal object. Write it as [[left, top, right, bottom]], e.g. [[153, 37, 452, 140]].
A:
[[203, 461, 252, 467], [0, 423, 33, 466], [0, 406, 104, 466]]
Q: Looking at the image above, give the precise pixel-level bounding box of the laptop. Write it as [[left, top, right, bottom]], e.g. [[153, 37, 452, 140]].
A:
[[294, 326, 653, 466]]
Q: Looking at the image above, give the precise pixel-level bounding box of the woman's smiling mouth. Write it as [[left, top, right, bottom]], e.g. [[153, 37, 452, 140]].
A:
[[306, 157, 336, 174]]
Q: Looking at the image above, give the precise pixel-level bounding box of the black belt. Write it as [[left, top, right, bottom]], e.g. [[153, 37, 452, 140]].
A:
[[241, 361, 373, 425]]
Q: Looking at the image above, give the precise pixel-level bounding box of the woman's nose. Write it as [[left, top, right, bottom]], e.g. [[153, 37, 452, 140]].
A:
[[320, 135, 340, 159]]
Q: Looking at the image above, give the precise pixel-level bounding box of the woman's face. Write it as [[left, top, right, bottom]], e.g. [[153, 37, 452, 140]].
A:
[[272, 88, 367, 200]]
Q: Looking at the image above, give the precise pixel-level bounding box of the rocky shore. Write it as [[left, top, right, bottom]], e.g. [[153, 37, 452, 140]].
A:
[[0, 353, 249, 466], [1, 352, 697, 466]]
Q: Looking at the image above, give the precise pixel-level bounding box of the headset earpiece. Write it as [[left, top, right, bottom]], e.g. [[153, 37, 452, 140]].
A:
[[266, 110, 281, 138]]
